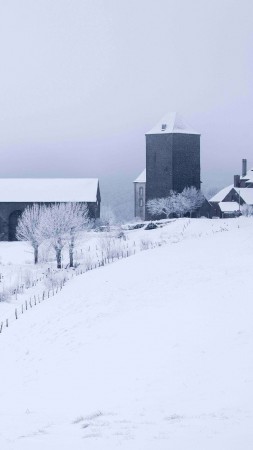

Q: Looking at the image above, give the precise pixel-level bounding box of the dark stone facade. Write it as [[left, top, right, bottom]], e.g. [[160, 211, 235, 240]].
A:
[[145, 133, 201, 219], [0, 200, 100, 241]]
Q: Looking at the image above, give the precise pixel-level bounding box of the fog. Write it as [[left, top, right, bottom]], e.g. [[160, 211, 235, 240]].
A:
[[0, 0, 252, 218]]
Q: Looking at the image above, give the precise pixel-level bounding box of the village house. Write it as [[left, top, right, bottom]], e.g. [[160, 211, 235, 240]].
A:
[[209, 159, 253, 217]]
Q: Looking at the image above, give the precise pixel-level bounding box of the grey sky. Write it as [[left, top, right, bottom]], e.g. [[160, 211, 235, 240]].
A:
[[0, 0, 252, 201]]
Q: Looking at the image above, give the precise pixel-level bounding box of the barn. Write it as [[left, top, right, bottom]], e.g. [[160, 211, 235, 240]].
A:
[[0, 178, 101, 241]]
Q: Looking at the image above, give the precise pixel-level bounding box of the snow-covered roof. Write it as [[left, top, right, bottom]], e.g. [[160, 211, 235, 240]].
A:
[[210, 184, 253, 206], [241, 167, 253, 183], [219, 202, 240, 213], [134, 169, 146, 183], [209, 185, 234, 203], [0, 178, 99, 203], [146, 112, 200, 135], [237, 188, 253, 205]]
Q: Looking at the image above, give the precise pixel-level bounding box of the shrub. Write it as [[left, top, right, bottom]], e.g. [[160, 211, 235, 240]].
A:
[[145, 222, 158, 230]]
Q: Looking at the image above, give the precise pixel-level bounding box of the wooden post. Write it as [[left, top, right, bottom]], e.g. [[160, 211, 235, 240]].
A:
[[0, 322, 3, 333], [15, 309, 18, 320], [6, 318, 8, 327]]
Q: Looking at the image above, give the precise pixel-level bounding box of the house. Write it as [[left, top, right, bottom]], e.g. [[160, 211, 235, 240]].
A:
[[0, 178, 101, 241], [210, 159, 253, 217], [134, 112, 213, 220]]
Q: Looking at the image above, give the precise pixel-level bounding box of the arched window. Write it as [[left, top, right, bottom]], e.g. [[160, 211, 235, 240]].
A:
[[139, 187, 143, 196], [139, 198, 143, 207]]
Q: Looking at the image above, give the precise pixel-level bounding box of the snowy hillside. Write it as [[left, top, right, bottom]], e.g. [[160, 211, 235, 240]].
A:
[[0, 218, 253, 449]]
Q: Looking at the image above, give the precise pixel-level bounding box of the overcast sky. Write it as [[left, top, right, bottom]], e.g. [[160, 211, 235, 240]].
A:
[[0, 0, 252, 201]]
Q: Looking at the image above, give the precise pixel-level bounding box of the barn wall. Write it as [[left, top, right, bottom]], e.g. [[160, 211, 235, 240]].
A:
[[0, 201, 100, 241]]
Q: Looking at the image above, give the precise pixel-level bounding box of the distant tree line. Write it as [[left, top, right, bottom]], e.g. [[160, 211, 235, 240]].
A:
[[147, 187, 205, 219]]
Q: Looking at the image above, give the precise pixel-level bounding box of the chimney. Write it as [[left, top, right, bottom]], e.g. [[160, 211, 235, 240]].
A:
[[242, 158, 247, 177], [234, 175, 240, 187]]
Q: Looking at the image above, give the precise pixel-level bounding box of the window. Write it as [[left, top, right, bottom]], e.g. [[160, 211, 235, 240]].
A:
[[139, 198, 143, 207], [161, 123, 167, 131], [139, 187, 143, 196]]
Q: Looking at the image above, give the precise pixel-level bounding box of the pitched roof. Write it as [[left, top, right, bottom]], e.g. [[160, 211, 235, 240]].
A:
[[0, 178, 99, 203], [237, 188, 253, 205], [241, 167, 253, 183], [134, 169, 146, 183], [209, 185, 234, 202], [146, 112, 200, 135], [210, 185, 253, 205]]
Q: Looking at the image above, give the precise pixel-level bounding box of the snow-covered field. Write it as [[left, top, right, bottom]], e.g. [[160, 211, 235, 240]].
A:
[[0, 218, 253, 449]]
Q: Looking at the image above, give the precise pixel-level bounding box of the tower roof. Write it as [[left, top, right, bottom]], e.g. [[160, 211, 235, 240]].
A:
[[134, 169, 146, 183], [146, 112, 200, 135]]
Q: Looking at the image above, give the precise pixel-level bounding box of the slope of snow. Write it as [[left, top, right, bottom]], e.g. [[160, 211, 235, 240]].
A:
[[0, 218, 253, 449]]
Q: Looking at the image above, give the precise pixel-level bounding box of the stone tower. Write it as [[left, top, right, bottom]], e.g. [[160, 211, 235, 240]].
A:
[[145, 112, 200, 218]]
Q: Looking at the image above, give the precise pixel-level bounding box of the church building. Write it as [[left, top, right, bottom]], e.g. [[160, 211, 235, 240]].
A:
[[0, 178, 101, 241], [134, 112, 211, 220]]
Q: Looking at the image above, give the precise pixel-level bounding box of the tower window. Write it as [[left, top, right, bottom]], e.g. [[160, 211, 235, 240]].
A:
[[139, 198, 143, 207], [139, 187, 143, 196], [161, 124, 167, 131]]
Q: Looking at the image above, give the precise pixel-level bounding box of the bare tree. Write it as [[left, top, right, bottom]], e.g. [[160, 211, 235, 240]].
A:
[[180, 187, 205, 217], [147, 187, 205, 219], [65, 203, 89, 267], [99, 205, 117, 230], [147, 191, 176, 218], [42, 202, 89, 268], [241, 204, 253, 217], [16, 204, 45, 264]]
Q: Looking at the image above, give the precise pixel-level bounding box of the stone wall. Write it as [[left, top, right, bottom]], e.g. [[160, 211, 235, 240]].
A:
[[145, 132, 201, 220]]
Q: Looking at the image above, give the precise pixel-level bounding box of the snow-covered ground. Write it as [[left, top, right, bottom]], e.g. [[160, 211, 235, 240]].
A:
[[0, 218, 253, 449]]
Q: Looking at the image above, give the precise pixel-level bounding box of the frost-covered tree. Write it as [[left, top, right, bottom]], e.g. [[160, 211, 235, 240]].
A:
[[180, 187, 205, 217], [65, 203, 89, 267], [99, 205, 117, 230], [16, 204, 45, 264], [147, 187, 205, 219], [42, 202, 89, 268], [147, 191, 176, 218], [241, 204, 253, 217]]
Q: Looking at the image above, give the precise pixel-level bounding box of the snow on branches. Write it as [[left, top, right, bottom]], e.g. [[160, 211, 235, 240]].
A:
[[147, 187, 205, 219], [16, 204, 46, 264], [17, 203, 90, 267]]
